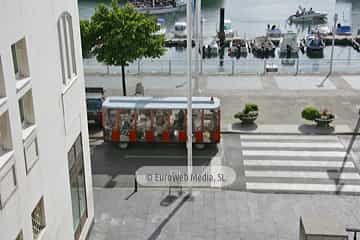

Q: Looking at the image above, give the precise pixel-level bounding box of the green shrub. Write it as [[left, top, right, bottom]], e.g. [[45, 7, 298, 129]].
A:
[[302, 106, 320, 121], [234, 103, 259, 119], [243, 103, 258, 114]]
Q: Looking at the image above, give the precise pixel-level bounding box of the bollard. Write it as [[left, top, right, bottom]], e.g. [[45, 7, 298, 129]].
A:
[[231, 58, 235, 75], [263, 59, 267, 75], [169, 59, 172, 75], [137, 59, 141, 75], [295, 58, 299, 75]]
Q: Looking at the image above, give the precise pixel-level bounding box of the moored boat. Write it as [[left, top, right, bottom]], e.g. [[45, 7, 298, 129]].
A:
[[305, 34, 325, 51], [311, 24, 331, 36], [174, 21, 187, 38], [289, 7, 327, 23], [266, 25, 282, 46], [154, 18, 166, 36], [131, 0, 186, 15], [279, 31, 299, 58], [336, 24, 352, 36], [228, 37, 248, 58], [252, 36, 275, 58]]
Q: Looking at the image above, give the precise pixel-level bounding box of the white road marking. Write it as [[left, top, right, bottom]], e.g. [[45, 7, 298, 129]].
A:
[[244, 160, 354, 168], [241, 141, 344, 149], [243, 150, 347, 158], [246, 182, 360, 193], [245, 170, 360, 180], [240, 135, 338, 141]]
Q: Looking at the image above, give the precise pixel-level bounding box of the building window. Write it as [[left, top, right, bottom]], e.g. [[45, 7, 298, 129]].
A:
[[11, 38, 30, 80], [31, 198, 46, 239], [0, 164, 16, 209], [0, 111, 13, 156], [57, 12, 77, 85], [24, 136, 39, 173], [15, 231, 23, 240], [18, 90, 35, 130], [68, 134, 87, 240], [0, 56, 6, 98]]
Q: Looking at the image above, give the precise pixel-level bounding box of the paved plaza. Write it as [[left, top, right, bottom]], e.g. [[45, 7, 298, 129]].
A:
[[89, 189, 360, 240]]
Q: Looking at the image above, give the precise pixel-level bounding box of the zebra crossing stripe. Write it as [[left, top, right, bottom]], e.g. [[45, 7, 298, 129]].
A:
[[240, 135, 338, 141], [243, 150, 347, 157], [246, 182, 360, 193], [245, 171, 360, 180], [241, 142, 344, 149], [244, 160, 355, 168]]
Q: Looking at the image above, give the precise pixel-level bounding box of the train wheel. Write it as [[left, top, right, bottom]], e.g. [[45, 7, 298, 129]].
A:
[[118, 142, 129, 149], [194, 143, 205, 150]]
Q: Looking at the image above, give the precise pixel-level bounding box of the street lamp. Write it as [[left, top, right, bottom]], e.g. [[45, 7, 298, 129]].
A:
[[329, 13, 338, 75], [186, 0, 193, 196]]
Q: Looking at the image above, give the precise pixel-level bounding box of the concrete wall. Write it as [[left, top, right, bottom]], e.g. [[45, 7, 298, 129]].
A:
[[0, 0, 94, 239]]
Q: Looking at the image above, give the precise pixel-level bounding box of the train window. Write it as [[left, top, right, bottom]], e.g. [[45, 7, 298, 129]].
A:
[[154, 110, 171, 140], [193, 110, 202, 131], [204, 110, 219, 142], [119, 110, 135, 141], [171, 109, 185, 131], [106, 109, 117, 129], [137, 110, 152, 141]]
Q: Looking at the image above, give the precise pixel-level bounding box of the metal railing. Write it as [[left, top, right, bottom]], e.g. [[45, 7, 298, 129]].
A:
[[83, 57, 360, 76]]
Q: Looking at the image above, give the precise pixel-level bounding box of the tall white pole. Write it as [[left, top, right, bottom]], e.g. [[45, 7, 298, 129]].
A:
[[194, 0, 201, 94], [200, 17, 204, 75], [186, 0, 193, 195], [330, 14, 338, 75]]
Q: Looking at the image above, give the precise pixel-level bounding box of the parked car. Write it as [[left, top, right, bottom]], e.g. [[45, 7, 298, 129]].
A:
[[86, 88, 104, 127]]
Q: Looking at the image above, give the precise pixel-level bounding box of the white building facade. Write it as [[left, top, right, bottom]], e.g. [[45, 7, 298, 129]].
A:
[[0, 0, 94, 239]]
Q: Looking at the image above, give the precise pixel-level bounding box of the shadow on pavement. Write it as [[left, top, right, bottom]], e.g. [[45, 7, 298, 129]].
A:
[[231, 122, 258, 131], [298, 124, 335, 134], [91, 141, 219, 188]]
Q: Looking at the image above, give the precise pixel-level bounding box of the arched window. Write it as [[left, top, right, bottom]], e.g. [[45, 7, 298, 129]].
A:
[[57, 12, 77, 85]]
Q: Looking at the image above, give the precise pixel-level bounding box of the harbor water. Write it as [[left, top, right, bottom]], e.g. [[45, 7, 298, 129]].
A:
[[79, 0, 360, 73]]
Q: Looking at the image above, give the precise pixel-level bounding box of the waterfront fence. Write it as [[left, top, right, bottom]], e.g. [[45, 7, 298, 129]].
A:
[[83, 58, 360, 76]]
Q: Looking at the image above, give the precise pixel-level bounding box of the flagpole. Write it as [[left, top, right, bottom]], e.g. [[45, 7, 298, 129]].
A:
[[186, 0, 193, 196]]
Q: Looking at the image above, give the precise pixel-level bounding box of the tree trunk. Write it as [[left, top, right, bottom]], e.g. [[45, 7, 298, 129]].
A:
[[121, 65, 127, 96]]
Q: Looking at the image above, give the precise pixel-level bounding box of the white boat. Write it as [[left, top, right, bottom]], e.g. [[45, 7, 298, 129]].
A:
[[289, 7, 327, 23], [174, 22, 187, 38], [203, 38, 219, 57], [279, 31, 299, 57], [132, 0, 186, 15], [154, 18, 166, 36], [266, 25, 282, 38], [311, 24, 331, 36], [224, 19, 234, 38]]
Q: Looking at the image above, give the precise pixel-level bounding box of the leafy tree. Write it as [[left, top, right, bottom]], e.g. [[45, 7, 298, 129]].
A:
[[80, 19, 95, 58], [90, 0, 165, 95]]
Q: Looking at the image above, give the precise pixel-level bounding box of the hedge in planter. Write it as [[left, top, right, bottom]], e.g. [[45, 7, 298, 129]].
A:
[[234, 103, 259, 124], [301, 106, 335, 128]]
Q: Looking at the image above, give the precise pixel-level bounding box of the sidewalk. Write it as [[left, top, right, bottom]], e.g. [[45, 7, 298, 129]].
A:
[[89, 188, 360, 240]]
